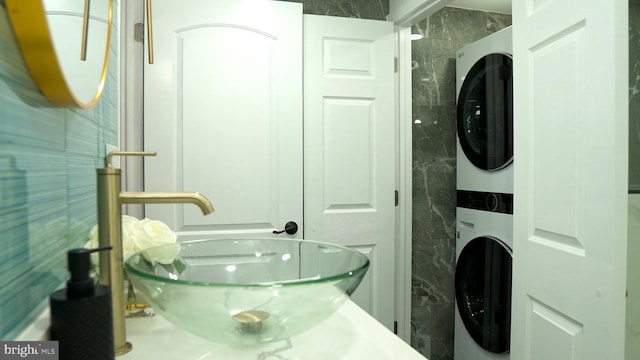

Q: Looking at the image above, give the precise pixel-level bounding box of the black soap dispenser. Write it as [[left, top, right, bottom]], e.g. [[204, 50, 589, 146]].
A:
[[50, 246, 114, 360]]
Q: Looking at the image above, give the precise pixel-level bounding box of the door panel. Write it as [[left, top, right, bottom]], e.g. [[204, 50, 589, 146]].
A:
[[511, 0, 628, 358], [143, 0, 303, 239], [303, 15, 396, 330], [143, 2, 397, 330]]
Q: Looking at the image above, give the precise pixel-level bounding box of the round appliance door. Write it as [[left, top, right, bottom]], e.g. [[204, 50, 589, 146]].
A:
[[455, 236, 512, 353], [457, 53, 513, 171]]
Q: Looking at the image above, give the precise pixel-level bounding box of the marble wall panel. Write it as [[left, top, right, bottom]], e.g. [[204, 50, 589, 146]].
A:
[[411, 7, 511, 360], [282, 0, 389, 20], [630, 2, 640, 188]]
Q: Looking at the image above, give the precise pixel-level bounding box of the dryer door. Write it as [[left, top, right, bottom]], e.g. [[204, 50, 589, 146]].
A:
[[457, 53, 513, 171], [455, 236, 512, 353]]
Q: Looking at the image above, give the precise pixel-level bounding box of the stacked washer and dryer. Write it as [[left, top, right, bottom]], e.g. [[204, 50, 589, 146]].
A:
[[454, 27, 513, 360]]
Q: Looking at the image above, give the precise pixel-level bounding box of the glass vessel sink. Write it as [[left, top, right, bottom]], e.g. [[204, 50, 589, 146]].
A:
[[125, 238, 369, 345]]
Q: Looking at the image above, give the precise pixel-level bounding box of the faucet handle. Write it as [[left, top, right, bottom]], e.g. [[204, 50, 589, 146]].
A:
[[106, 151, 157, 168]]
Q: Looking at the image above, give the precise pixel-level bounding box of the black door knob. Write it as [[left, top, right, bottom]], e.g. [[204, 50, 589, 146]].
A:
[[273, 221, 298, 235]]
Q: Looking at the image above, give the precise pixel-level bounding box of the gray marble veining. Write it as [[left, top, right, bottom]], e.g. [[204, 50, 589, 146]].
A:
[[411, 7, 511, 360], [281, 0, 388, 20], [630, 2, 640, 187]]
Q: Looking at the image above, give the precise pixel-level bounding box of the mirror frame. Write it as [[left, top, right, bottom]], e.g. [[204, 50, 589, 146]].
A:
[[5, 0, 113, 109]]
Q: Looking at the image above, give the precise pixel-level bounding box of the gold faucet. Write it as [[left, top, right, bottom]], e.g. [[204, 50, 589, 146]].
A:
[[96, 151, 213, 356]]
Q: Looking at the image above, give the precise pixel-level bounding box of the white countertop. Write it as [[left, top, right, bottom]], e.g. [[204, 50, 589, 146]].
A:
[[120, 300, 427, 360]]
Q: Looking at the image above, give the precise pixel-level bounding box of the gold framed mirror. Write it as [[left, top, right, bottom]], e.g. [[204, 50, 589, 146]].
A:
[[5, 0, 113, 109]]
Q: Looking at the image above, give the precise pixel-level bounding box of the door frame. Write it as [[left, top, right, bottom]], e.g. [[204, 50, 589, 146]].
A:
[[119, 0, 144, 219], [119, 0, 413, 344], [396, 25, 413, 343]]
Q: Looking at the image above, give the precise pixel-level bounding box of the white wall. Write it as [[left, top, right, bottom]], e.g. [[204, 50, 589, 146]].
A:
[[388, 0, 512, 25], [447, 0, 511, 14], [387, 0, 453, 25]]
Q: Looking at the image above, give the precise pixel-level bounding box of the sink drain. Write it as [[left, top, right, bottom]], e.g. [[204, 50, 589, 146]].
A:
[[232, 310, 270, 334]]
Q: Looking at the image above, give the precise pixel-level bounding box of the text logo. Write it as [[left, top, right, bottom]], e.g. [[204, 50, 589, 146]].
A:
[[0, 342, 58, 360]]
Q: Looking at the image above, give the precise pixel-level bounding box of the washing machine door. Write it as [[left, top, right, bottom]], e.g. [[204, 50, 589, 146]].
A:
[[455, 236, 512, 353], [457, 53, 513, 171]]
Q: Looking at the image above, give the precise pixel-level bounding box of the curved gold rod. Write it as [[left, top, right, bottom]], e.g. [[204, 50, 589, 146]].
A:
[[146, 0, 154, 64], [81, 0, 90, 60], [5, 0, 114, 108]]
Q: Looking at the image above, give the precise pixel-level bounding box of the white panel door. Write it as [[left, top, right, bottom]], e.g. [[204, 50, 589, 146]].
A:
[[143, 0, 303, 240], [303, 15, 396, 331], [511, 0, 628, 359]]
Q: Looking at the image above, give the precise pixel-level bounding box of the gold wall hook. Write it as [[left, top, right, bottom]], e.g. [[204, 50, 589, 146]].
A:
[[146, 0, 154, 64], [80, 0, 90, 60]]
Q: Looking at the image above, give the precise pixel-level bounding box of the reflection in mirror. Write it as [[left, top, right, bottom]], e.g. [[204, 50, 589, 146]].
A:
[[5, 0, 113, 108]]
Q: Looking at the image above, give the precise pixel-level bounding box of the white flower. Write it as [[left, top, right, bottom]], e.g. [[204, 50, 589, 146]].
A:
[[135, 218, 179, 265], [122, 215, 143, 261], [85, 216, 179, 265]]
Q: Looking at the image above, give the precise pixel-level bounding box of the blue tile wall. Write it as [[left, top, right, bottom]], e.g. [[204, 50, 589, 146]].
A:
[[0, 5, 119, 339]]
